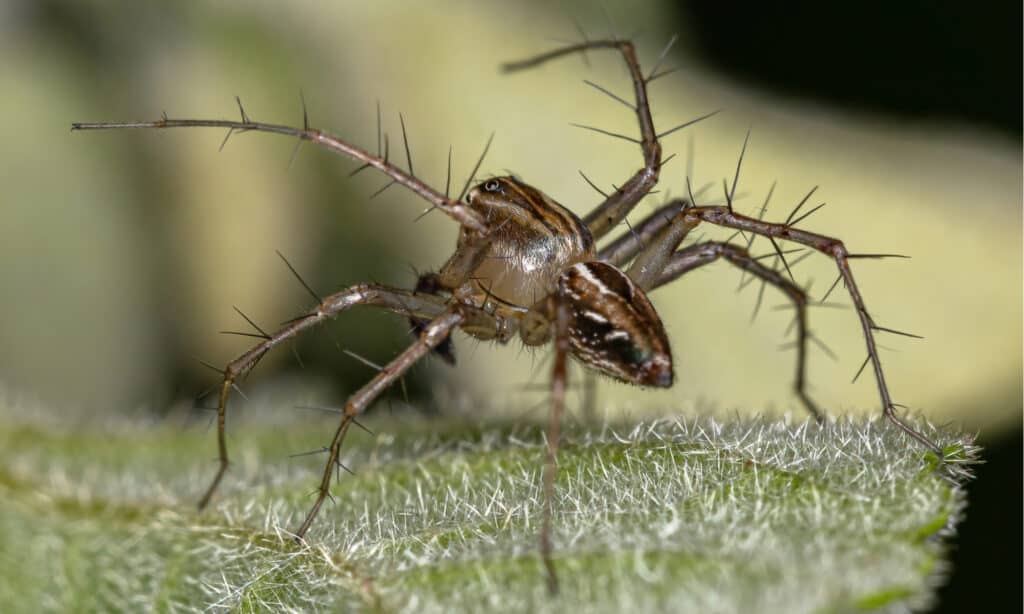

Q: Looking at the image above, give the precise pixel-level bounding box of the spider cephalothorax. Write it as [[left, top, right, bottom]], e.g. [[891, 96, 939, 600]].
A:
[[72, 36, 941, 594], [446, 175, 596, 306]]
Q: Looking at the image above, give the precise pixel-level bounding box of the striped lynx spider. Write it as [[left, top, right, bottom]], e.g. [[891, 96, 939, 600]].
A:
[[73, 39, 940, 591]]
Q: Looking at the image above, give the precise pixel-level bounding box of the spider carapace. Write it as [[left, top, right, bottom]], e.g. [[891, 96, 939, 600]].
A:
[[435, 175, 672, 388], [71, 37, 941, 595]]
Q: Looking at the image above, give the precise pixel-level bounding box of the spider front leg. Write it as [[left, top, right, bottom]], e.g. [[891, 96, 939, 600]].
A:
[[197, 283, 450, 510], [653, 241, 823, 421], [680, 203, 942, 453], [504, 40, 710, 240], [293, 307, 466, 540]]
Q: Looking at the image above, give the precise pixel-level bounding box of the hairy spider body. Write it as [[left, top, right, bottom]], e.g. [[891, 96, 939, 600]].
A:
[[445, 177, 596, 307], [437, 175, 673, 386], [72, 37, 941, 595]]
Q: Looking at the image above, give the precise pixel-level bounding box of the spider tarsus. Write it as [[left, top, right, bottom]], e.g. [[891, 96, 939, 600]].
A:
[[884, 404, 944, 456]]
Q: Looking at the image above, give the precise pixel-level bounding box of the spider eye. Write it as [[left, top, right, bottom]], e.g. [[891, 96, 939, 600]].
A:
[[483, 179, 501, 193]]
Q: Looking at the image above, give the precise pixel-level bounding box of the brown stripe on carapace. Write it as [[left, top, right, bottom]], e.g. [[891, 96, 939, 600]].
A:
[[502, 176, 595, 254]]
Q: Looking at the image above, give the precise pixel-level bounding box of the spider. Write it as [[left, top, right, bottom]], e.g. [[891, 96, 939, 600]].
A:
[[72, 39, 942, 593]]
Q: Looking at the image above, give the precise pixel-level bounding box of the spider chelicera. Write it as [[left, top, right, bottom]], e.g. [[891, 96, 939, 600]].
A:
[[73, 39, 941, 592]]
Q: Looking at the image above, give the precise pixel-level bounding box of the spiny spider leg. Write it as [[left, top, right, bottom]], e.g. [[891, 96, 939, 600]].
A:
[[598, 200, 685, 266], [293, 307, 466, 540], [503, 39, 713, 240], [71, 106, 488, 234], [666, 200, 941, 453], [197, 283, 454, 510], [540, 295, 572, 594], [653, 241, 823, 421]]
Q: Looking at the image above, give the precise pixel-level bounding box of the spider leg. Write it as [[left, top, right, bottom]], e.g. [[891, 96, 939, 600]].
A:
[[626, 203, 700, 290], [197, 283, 451, 511], [504, 40, 688, 240], [541, 296, 571, 595], [653, 241, 822, 421], [72, 105, 487, 233], [293, 307, 466, 540], [598, 201, 683, 267], [669, 201, 941, 453]]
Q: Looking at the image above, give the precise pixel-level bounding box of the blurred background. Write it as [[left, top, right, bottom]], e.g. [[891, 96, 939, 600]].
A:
[[0, 1, 1019, 609]]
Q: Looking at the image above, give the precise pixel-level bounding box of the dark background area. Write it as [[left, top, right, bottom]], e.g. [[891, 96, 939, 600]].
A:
[[676, 1, 1021, 610]]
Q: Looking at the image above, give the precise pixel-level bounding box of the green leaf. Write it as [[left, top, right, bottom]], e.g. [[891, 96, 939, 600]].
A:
[[0, 413, 976, 612]]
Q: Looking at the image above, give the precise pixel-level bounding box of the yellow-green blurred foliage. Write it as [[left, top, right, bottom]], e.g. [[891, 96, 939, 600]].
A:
[[1, 1, 1020, 432]]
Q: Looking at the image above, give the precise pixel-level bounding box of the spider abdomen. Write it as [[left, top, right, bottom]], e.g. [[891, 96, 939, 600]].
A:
[[559, 261, 673, 387]]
